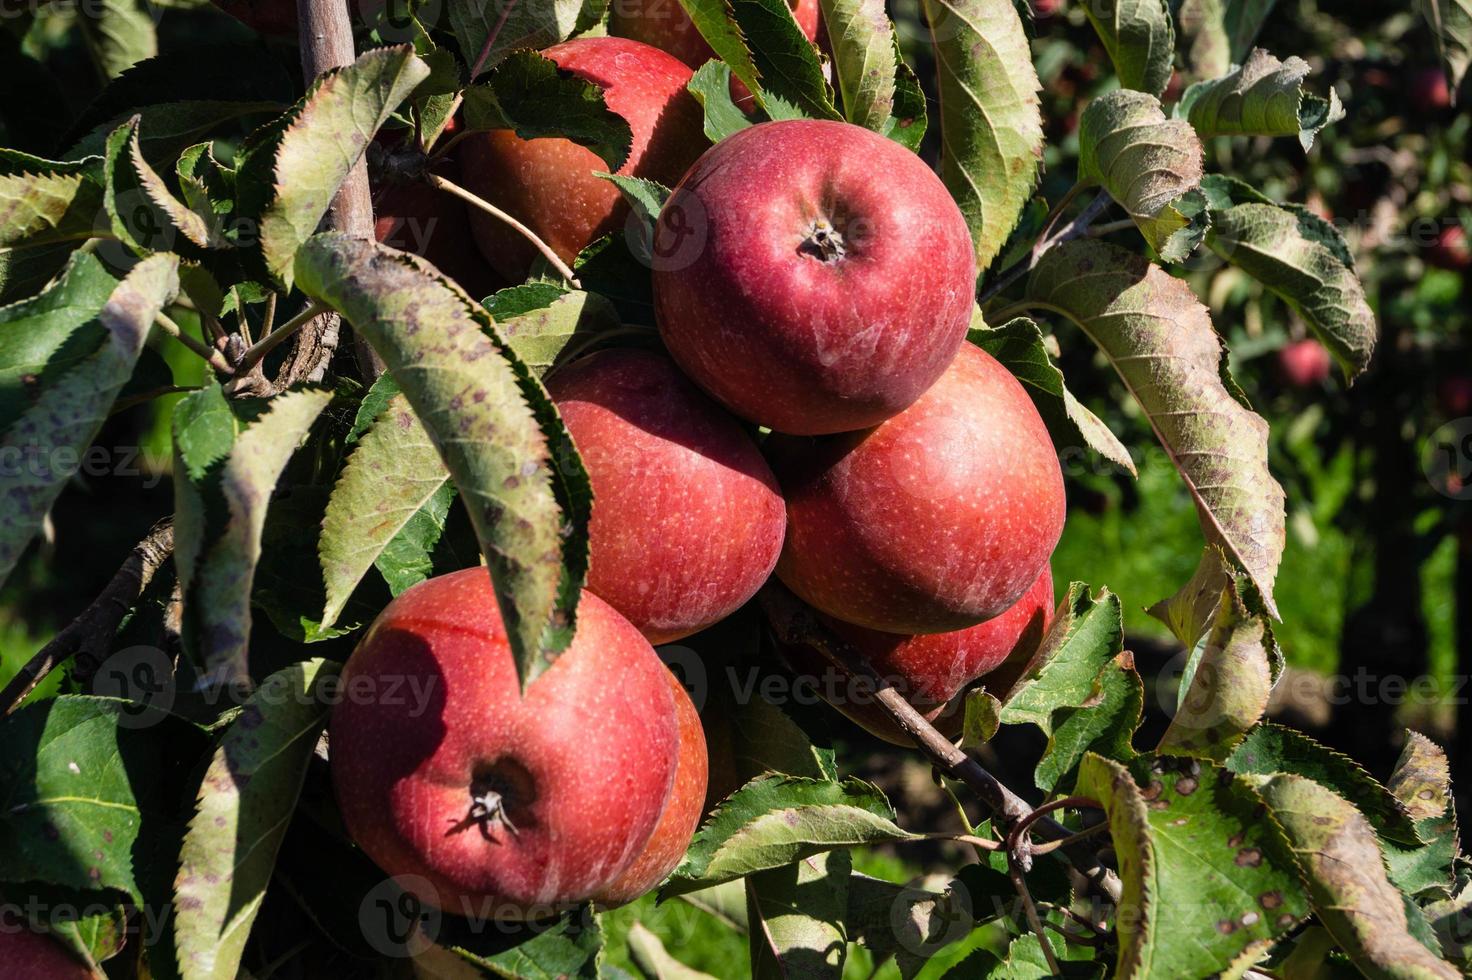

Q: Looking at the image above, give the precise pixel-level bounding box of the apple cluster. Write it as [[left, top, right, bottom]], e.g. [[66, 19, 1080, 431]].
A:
[[335, 8, 1065, 919]]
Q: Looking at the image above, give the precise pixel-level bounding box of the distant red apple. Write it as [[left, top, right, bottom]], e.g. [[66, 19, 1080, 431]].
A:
[[1427, 224, 1471, 271], [1410, 67, 1452, 112], [653, 119, 976, 435], [547, 349, 786, 643], [459, 37, 707, 281], [779, 567, 1054, 745], [592, 669, 707, 906], [1277, 338, 1332, 388], [1, 927, 94, 980], [1438, 375, 1472, 417], [215, 0, 297, 35], [330, 569, 681, 917], [768, 343, 1064, 633]]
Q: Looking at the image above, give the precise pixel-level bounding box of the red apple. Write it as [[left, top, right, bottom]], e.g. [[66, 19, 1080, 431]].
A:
[[215, 0, 297, 36], [547, 349, 786, 643], [374, 166, 505, 300], [1427, 224, 1472, 271], [768, 343, 1064, 633], [778, 567, 1054, 746], [1277, 338, 1332, 388], [459, 37, 707, 281], [330, 569, 681, 917], [1410, 67, 1452, 112], [1437, 375, 1472, 417], [592, 669, 707, 906], [1, 927, 95, 980], [653, 119, 976, 435]]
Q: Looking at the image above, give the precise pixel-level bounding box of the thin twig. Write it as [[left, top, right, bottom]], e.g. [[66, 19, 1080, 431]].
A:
[[910, 832, 1002, 851], [155, 312, 234, 375], [1008, 850, 1060, 973], [109, 385, 201, 416], [1086, 218, 1137, 237], [977, 189, 1114, 308], [1028, 821, 1108, 856], [426, 173, 581, 286], [231, 301, 331, 381], [0, 521, 174, 716], [1004, 797, 1103, 974]]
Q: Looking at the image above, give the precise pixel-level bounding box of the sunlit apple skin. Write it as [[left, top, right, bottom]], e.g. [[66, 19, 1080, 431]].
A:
[[592, 669, 708, 906], [547, 349, 786, 643], [1277, 338, 1332, 388], [769, 343, 1064, 633], [460, 37, 706, 281], [330, 570, 680, 917], [779, 567, 1054, 745], [653, 119, 976, 435], [3, 928, 95, 980]]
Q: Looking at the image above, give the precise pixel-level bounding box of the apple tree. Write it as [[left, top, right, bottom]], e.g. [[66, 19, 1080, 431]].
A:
[[0, 0, 1468, 977]]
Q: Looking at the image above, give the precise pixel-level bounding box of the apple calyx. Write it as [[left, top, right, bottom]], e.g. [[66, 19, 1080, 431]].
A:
[[447, 782, 522, 842], [800, 217, 847, 262]]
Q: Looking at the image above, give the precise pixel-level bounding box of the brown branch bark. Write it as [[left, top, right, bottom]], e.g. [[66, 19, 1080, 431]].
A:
[[758, 583, 1123, 904], [0, 520, 174, 717]]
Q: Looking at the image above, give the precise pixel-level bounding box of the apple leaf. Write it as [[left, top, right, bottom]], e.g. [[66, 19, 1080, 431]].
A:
[[448, 0, 598, 79], [919, 0, 1042, 278], [174, 387, 334, 689], [1077, 753, 1310, 979], [1200, 178, 1375, 380], [846, 871, 994, 978], [680, 0, 840, 120], [1422, 0, 1472, 97], [294, 234, 593, 689], [0, 696, 205, 903], [747, 849, 850, 978], [375, 482, 459, 597], [68, 100, 287, 165], [319, 392, 450, 629], [103, 116, 227, 255], [1226, 723, 1423, 846], [687, 61, 754, 143], [0, 252, 176, 590], [883, 43, 928, 152], [1389, 733, 1453, 825], [1383, 733, 1460, 901], [818, 0, 897, 131], [1033, 654, 1144, 793], [462, 50, 634, 172], [1078, 89, 1208, 263], [1255, 773, 1461, 979], [1081, 0, 1175, 96], [126, 126, 226, 250], [968, 313, 1135, 476], [1025, 239, 1286, 617], [253, 46, 430, 287], [174, 659, 339, 980], [433, 905, 603, 979], [1177, 0, 1279, 80], [77, 0, 156, 80], [489, 284, 626, 377], [663, 775, 916, 895], [627, 921, 719, 980], [0, 151, 104, 249], [1181, 49, 1344, 150], [0, 880, 127, 970]]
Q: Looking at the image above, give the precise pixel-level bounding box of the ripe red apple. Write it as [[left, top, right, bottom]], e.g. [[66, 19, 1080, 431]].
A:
[[1277, 338, 1332, 388], [653, 119, 976, 435], [768, 343, 1064, 633], [459, 37, 707, 281], [779, 567, 1054, 745], [592, 670, 707, 906], [548, 349, 785, 642], [1410, 67, 1452, 112], [2, 927, 94, 980], [1437, 375, 1472, 417], [330, 569, 681, 917], [1427, 224, 1472, 271]]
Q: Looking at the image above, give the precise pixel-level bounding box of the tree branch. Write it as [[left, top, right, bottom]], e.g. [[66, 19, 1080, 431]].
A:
[[0, 520, 174, 717]]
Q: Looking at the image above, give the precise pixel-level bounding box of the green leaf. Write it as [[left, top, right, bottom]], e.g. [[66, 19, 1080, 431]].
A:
[[463, 49, 634, 172], [294, 234, 592, 689], [627, 921, 719, 979], [994, 585, 1124, 729], [68, 101, 285, 164], [104, 116, 227, 254], [433, 905, 603, 978], [943, 934, 1065, 978], [0, 881, 127, 969], [1078, 753, 1310, 979], [1078, 89, 1207, 262], [1226, 723, 1422, 846], [679, 0, 840, 120], [449, 0, 599, 79], [1256, 773, 1461, 980], [0, 154, 104, 249], [174, 659, 340, 980], [968, 313, 1135, 476], [1384, 733, 1460, 901], [1176, 0, 1280, 80], [256, 46, 431, 287], [130, 130, 226, 250], [375, 482, 458, 597], [665, 775, 915, 895], [919, 0, 1043, 277], [174, 388, 334, 688], [0, 696, 204, 902], [78, 0, 157, 79], [319, 393, 450, 629], [819, 0, 897, 131], [1082, 0, 1175, 96], [1033, 654, 1143, 793], [1181, 49, 1343, 150], [492, 286, 625, 379], [883, 44, 928, 151], [747, 849, 849, 979], [1422, 0, 1472, 98], [1201, 190, 1375, 380], [687, 61, 754, 143], [1025, 239, 1286, 616], [0, 252, 176, 589]]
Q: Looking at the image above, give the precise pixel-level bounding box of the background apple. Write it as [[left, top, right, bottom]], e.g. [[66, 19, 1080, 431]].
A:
[[330, 569, 680, 916], [215, 0, 297, 36], [547, 349, 786, 643], [374, 166, 504, 300], [769, 343, 1064, 633], [459, 37, 706, 282], [592, 669, 707, 907], [1277, 337, 1333, 388], [653, 119, 976, 435], [2, 927, 95, 980], [1409, 67, 1453, 113], [1426, 224, 1471, 271]]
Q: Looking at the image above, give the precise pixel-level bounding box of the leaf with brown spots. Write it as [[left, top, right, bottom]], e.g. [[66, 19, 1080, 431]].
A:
[[1384, 733, 1461, 901], [174, 659, 339, 980], [1077, 752, 1309, 979], [1390, 733, 1453, 824], [0, 150, 104, 249], [1255, 773, 1461, 980], [294, 234, 592, 690]]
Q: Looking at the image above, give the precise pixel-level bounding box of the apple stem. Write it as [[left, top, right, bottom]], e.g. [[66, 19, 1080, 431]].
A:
[[154, 311, 235, 376], [426, 173, 583, 288], [448, 786, 521, 841]]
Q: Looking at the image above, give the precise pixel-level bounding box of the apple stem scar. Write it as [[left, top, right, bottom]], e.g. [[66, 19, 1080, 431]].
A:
[[800, 218, 847, 262]]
